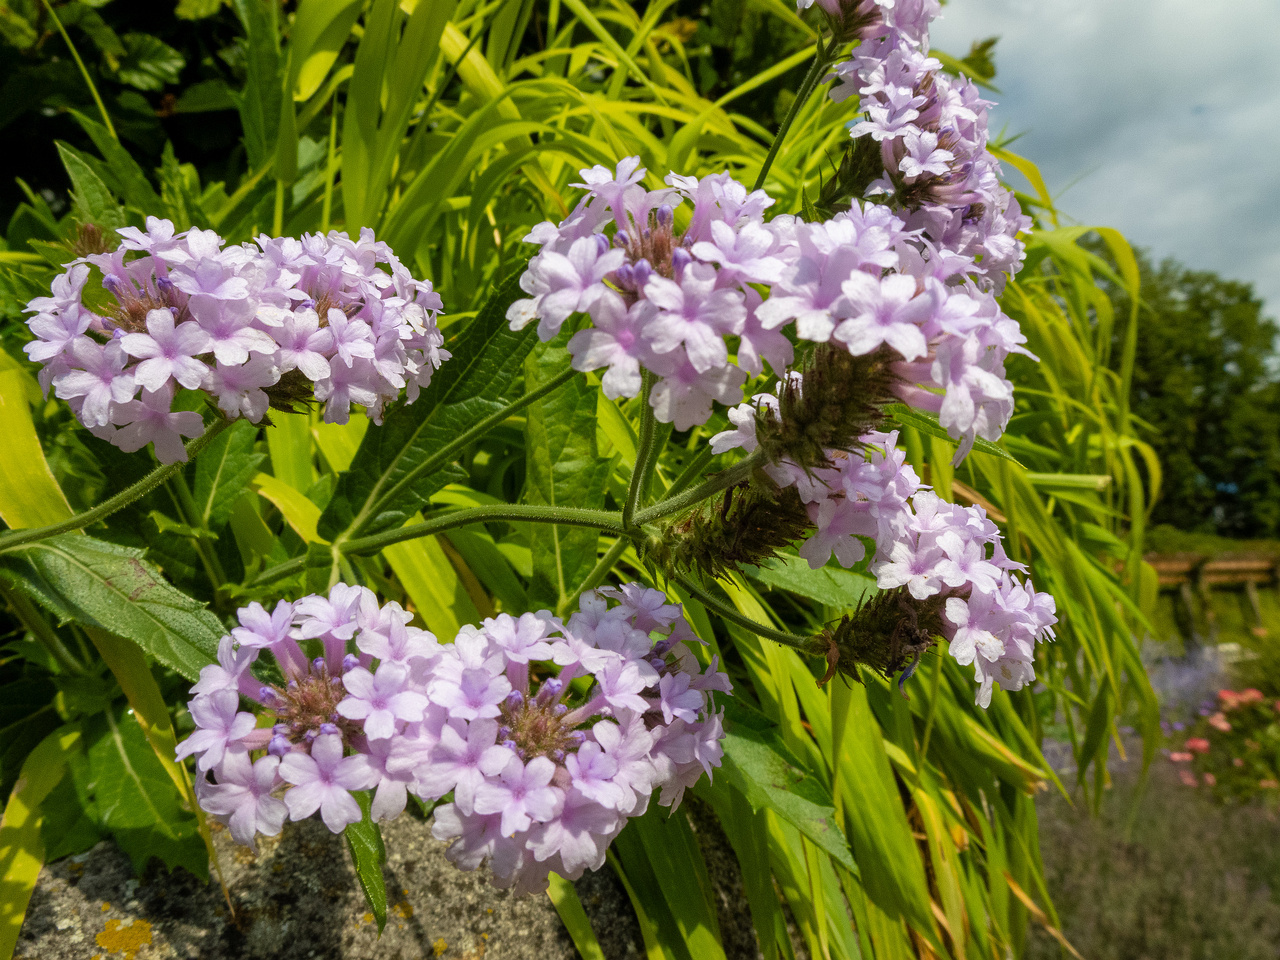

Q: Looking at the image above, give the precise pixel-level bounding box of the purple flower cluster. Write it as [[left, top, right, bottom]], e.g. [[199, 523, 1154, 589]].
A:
[[825, 0, 1031, 289], [798, 0, 937, 44], [714, 409, 1056, 705], [514, 158, 1030, 459], [508, 159, 792, 430], [23, 218, 447, 463], [178, 583, 729, 893]]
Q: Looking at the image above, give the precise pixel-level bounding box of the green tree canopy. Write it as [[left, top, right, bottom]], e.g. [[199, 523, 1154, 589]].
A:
[[1115, 250, 1280, 537]]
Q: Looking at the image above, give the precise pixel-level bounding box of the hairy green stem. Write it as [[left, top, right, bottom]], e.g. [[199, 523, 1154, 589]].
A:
[[40, 0, 116, 140], [633, 448, 766, 527], [622, 371, 658, 530], [0, 419, 231, 552], [254, 503, 629, 588], [673, 573, 811, 649], [752, 36, 833, 192], [351, 367, 580, 539], [348, 505, 625, 554]]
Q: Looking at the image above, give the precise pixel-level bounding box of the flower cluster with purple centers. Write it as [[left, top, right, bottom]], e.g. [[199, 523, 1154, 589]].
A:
[[177, 582, 729, 893], [23, 218, 447, 463], [824, 0, 1030, 289], [714, 407, 1056, 705]]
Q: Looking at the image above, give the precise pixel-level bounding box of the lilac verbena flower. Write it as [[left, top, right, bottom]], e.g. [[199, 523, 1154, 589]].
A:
[[176, 583, 730, 895], [24, 218, 448, 463], [508, 159, 790, 430], [712, 405, 1055, 706], [826, 11, 1031, 292]]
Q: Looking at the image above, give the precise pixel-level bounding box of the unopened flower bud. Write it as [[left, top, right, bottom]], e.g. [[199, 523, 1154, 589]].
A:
[[536, 678, 564, 705], [319, 722, 340, 736], [268, 735, 291, 757], [342, 653, 361, 672]]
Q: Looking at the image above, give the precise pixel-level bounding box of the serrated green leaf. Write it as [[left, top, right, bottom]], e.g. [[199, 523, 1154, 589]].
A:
[[524, 337, 609, 607], [746, 553, 875, 610], [0, 534, 222, 682], [68, 110, 163, 211], [115, 32, 185, 91], [85, 707, 205, 877], [193, 420, 265, 529], [317, 269, 538, 540], [344, 792, 388, 934], [719, 698, 856, 872], [55, 141, 125, 230], [885, 402, 1022, 466]]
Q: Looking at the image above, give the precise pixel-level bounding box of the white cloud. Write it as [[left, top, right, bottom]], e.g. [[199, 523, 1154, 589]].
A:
[[930, 0, 1280, 313]]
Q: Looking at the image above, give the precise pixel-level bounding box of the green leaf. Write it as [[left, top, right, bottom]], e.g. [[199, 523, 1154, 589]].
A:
[[55, 141, 125, 230], [0, 678, 61, 801], [175, 0, 226, 19], [69, 110, 163, 211], [289, 0, 364, 102], [344, 792, 388, 934], [148, 510, 219, 542], [0, 726, 81, 960], [317, 269, 539, 540], [157, 140, 210, 230], [115, 33, 185, 91], [193, 420, 265, 530], [746, 553, 875, 610], [547, 874, 608, 960], [0, 367, 75, 530], [885, 403, 1022, 466], [0, 8, 37, 50], [719, 698, 857, 872], [0, 534, 223, 682], [229, 0, 283, 170], [623, 803, 726, 960], [443, 527, 528, 612], [39, 765, 105, 862], [524, 338, 610, 608], [85, 707, 206, 877], [173, 78, 237, 113]]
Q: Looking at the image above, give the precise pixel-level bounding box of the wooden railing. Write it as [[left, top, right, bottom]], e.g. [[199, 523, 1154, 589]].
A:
[[1147, 553, 1277, 645]]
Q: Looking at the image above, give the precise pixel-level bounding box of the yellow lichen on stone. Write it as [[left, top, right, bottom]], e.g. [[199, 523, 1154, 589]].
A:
[[361, 912, 374, 925], [433, 937, 448, 956], [100, 902, 110, 912], [393, 901, 414, 919], [95, 918, 153, 959]]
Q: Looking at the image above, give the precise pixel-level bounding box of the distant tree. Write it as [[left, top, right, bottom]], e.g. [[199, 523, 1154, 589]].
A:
[[1109, 249, 1280, 537]]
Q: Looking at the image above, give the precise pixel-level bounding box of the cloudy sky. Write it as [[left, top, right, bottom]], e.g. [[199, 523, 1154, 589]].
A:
[[929, 0, 1280, 314]]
